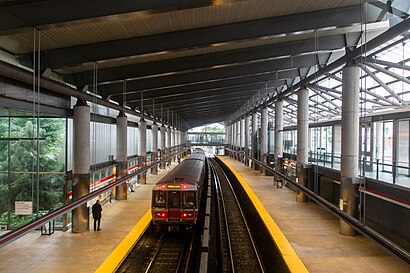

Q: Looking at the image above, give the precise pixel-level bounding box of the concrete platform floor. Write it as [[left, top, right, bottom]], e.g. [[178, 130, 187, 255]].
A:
[[0, 162, 178, 273], [221, 156, 409, 273]]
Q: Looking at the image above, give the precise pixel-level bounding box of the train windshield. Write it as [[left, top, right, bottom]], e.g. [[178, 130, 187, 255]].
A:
[[153, 191, 166, 208], [168, 191, 180, 209], [182, 192, 195, 209]]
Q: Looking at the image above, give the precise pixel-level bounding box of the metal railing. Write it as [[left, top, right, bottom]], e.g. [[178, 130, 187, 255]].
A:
[[0, 149, 186, 249], [225, 149, 410, 264]]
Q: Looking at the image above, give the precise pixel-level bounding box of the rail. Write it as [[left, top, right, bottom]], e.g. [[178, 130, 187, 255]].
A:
[[210, 158, 265, 273], [0, 149, 186, 249], [226, 149, 410, 264], [209, 161, 234, 273]]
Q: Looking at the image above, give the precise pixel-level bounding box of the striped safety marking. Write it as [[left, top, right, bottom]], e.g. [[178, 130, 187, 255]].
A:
[[94, 210, 152, 273], [218, 157, 309, 273]]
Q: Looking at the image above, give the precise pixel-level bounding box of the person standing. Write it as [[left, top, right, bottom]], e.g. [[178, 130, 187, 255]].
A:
[[92, 200, 102, 231]]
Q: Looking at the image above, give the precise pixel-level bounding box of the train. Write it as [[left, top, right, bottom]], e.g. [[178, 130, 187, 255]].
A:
[[151, 148, 206, 231]]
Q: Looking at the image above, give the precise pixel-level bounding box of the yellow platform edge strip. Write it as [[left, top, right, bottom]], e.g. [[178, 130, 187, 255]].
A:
[[95, 210, 152, 273], [218, 157, 309, 273]]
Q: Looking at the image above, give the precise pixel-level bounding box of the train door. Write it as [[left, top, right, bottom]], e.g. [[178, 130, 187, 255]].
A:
[[168, 191, 180, 220]]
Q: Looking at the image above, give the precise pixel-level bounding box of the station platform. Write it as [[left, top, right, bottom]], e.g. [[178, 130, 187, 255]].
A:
[[0, 156, 409, 273], [220, 156, 409, 273], [0, 162, 178, 273]]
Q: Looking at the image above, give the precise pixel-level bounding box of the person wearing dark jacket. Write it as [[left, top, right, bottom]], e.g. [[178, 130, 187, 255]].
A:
[[92, 200, 102, 231]]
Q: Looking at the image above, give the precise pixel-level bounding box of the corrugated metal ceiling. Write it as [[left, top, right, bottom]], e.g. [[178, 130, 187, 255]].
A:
[[0, 0, 359, 54]]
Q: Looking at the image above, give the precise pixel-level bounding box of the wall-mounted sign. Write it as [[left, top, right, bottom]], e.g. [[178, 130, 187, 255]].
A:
[[15, 201, 32, 215]]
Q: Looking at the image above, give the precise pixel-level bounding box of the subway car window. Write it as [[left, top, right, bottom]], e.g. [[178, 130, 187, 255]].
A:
[[182, 192, 195, 209], [168, 191, 180, 209], [154, 191, 166, 208]]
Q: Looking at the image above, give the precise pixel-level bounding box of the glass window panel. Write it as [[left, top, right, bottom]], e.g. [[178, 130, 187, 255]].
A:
[[8, 173, 36, 228], [182, 192, 195, 209], [168, 191, 180, 209], [398, 120, 409, 175], [0, 173, 8, 223], [153, 191, 166, 208], [383, 122, 393, 172]]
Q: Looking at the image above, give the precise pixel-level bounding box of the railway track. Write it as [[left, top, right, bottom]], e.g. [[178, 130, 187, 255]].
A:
[[118, 158, 266, 273], [116, 226, 193, 273], [209, 158, 265, 273]]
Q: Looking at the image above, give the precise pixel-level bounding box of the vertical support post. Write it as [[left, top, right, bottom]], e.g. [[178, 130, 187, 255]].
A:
[[151, 122, 158, 175], [296, 87, 309, 202], [245, 115, 250, 166], [115, 112, 128, 200], [375, 122, 383, 177], [240, 118, 245, 162], [72, 100, 90, 233], [160, 124, 166, 169], [340, 64, 360, 236], [139, 119, 147, 184], [252, 111, 258, 170], [167, 125, 172, 166], [274, 100, 283, 176], [172, 127, 177, 162], [261, 107, 268, 175]]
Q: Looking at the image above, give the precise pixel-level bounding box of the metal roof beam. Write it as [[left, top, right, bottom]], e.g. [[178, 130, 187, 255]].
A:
[[27, 5, 372, 69], [0, 0, 212, 35], [365, 61, 410, 85], [98, 64, 303, 100], [360, 64, 402, 103], [67, 34, 348, 85]]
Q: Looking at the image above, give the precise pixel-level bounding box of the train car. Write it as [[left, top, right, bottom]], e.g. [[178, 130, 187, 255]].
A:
[[151, 149, 206, 231]]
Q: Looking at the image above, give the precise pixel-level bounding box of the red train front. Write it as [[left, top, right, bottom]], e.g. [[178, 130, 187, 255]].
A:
[[151, 150, 206, 231]]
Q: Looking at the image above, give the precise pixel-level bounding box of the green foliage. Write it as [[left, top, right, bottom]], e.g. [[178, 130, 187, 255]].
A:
[[0, 117, 66, 227]]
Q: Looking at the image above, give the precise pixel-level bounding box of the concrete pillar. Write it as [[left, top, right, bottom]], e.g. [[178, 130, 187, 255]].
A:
[[251, 111, 258, 169], [139, 119, 147, 184], [72, 100, 90, 233], [225, 125, 229, 147], [240, 118, 245, 162], [172, 128, 177, 162], [240, 118, 245, 148], [275, 100, 283, 175], [340, 64, 360, 236], [160, 125, 166, 169], [296, 88, 309, 202], [230, 124, 234, 148], [167, 126, 172, 165], [236, 120, 241, 160], [151, 122, 158, 175], [261, 107, 268, 175], [244, 115, 250, 166], [115, 112, 128, 200]]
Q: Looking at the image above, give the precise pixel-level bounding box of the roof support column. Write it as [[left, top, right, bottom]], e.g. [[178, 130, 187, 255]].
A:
[[296, 87, 309, 202], [151, 122, 158, 175], [139, 119, 147, 184], [172, 128, 177, 162], [160, 124, 166, 169], [72, 100, 90, 233], [167, 125, 172, 165], [235, 120, 240, 160], [115, 112, 128, 200], [260, 107, 268, 175], [244, 115, 250, 166], [252, 111, 259, 170], [340, 64, 360, 236], [240, 118, 245, 162], [275, 100, 283, 175]]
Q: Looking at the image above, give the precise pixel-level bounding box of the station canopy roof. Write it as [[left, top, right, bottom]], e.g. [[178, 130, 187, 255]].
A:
[[0, 0, 409, 129]]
